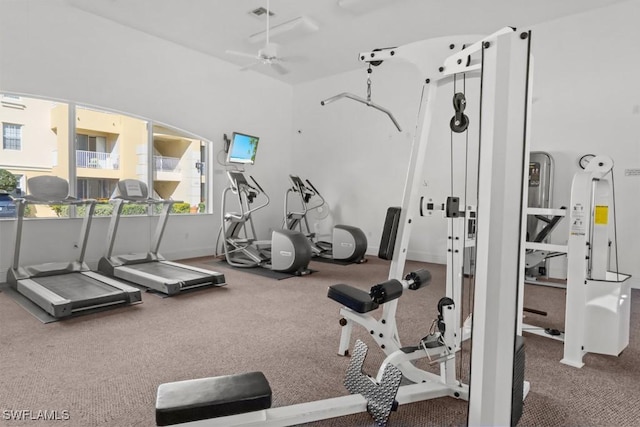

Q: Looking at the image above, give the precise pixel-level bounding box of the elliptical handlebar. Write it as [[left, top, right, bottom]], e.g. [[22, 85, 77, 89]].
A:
[[305, 179, 322, 198], [249, 175, 265, 194], [283, 175, 328, 229], [302, 179, 326, 211], [224, 171, 270, 221]]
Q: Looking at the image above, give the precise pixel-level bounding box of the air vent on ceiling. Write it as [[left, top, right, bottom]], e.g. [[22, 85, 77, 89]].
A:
[[249, 7, 274, 19], [248, 16, 319, 44]]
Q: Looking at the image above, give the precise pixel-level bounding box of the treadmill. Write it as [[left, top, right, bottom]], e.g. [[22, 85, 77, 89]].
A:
[[98, 179, 226, 295], [7, 176, 142, 318]]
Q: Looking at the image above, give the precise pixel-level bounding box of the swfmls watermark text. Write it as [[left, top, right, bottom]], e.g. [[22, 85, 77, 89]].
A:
[[2, 410, 70, 421]]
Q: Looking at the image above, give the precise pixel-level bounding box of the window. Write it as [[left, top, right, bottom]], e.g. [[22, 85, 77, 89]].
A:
[[12, 174, 25, 197], [76, 133, 116, 169], [76, 134, 107, 152], [0, 93, 212, 217], [3, 122, 22, 150], [152, 125, 207, 214], [77, 178, 117, 200]]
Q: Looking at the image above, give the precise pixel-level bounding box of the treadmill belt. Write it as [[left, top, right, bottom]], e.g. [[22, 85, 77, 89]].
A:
[[125, 262, 213, 282], [34, 273, 126, 309]]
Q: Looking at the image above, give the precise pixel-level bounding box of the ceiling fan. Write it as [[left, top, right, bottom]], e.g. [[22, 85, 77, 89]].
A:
[[225, 0, 290, 75]]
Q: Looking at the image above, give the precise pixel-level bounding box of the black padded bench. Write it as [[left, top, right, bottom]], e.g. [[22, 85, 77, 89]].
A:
[[327, 284, 380, 313], [155, 371, 272, 426]]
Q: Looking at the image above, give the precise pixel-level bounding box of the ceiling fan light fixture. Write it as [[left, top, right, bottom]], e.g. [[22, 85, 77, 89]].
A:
[[248, 16, 319, 44]]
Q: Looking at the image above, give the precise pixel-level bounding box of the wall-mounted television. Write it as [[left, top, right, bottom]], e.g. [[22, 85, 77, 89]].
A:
[[226, 132, 259, 165]]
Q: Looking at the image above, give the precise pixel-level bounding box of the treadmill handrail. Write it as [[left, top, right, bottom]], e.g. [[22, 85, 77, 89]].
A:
[[111, 196, 179, 205], [17, 195, 94, 205], [12, 196, 97, 271], [104, 189, 177, 259]]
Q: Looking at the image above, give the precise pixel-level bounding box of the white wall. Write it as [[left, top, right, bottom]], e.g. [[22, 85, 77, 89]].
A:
[[291, 1, 640, 283]]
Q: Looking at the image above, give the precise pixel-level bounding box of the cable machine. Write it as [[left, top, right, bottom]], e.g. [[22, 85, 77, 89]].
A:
[[518, 155, 631, 368], [153, 27, 533, 427], [562, 155, 631, 367]]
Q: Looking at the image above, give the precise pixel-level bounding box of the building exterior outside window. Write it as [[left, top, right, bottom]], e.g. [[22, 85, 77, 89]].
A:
[[0, 94, 208, 218], [2, 123, 22, 150]]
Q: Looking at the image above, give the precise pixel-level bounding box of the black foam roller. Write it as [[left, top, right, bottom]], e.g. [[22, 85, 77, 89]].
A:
[[369, 279, 403, 304], [405, 269, 431, 290]]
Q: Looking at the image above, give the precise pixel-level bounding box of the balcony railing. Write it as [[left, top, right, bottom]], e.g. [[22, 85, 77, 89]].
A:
[[76, 150, 119, 170], [154, 155, 181, 172]]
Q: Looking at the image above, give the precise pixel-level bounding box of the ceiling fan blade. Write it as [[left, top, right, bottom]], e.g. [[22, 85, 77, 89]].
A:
[[239, 61, 262, 72], [270, 62, 290, 75], [225, 49, 258, 60]]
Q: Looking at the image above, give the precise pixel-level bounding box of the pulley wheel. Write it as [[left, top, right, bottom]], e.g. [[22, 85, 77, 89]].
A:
[[450, 114, 469, 133]]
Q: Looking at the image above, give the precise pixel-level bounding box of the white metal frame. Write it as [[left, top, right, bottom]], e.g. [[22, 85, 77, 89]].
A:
[[518, 155, 632, 367], [460, 28, 532, 427], [173, 27, 533, 427], [562, 156, 630, 367]]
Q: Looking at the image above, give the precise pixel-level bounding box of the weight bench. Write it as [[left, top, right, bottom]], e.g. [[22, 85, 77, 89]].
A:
[[327, 269, 430, 361], [155, 340, 404, 427], [155, 371, 271, 426]]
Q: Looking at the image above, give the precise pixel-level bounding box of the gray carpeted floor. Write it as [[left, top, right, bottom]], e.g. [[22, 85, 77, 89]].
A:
[[0, 257, 638, 427]]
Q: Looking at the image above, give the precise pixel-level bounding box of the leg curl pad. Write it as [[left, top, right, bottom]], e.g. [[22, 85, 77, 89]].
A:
[[405, 269, 432, 290], [328, 284, 379, 313], [369, 279, 403, 304]]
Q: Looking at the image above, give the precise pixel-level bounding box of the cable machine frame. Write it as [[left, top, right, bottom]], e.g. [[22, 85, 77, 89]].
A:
[[160, 27, 533, 427]]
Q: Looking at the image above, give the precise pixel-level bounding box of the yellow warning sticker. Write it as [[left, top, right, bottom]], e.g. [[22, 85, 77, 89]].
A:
[[594, 205, 608, 225]]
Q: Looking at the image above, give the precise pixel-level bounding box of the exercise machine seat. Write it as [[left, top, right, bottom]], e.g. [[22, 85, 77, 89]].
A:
[[327, 283, 379, 313], [155, 371, 272, 426]]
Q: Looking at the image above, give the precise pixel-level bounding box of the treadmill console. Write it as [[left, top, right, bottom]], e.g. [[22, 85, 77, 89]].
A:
[[117, 179, 149, 201]]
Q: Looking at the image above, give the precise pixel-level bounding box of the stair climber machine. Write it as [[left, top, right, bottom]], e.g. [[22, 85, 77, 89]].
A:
[[221, 171, 312, 275], [98, 179, 226, 296], [283, 175, 367, 263], [8, 176, 141, 318]]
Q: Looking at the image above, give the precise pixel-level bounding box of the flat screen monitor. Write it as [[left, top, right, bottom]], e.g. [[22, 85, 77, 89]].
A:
[[227, 132, 259, 165]]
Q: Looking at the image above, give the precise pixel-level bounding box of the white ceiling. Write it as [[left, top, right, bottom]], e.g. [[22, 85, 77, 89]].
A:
[[67, 0, 625, 85]]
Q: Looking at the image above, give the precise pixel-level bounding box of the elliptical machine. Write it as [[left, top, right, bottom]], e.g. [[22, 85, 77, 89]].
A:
[[283, 175, 367, 263], [220, 171, 312, 275]]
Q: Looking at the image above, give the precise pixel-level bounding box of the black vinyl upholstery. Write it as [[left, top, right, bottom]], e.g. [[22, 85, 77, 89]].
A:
[[378, 207, 401, 260], [327, 283, 379, 313], [155, 371, 272, 426]]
